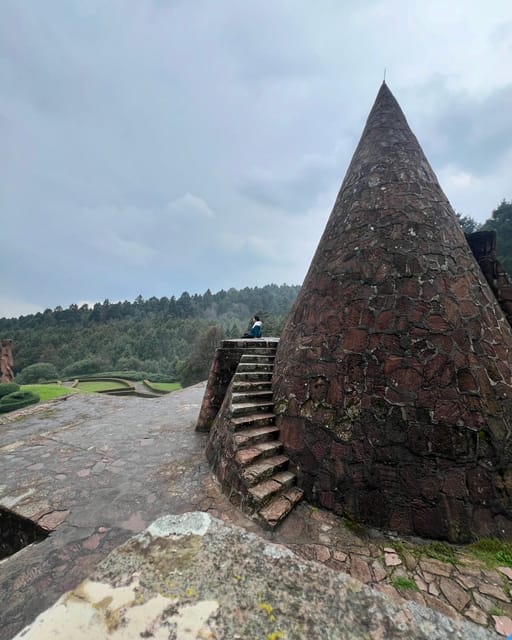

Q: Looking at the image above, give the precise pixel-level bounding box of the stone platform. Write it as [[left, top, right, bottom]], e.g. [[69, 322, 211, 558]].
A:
[[13, 513, 494, 640], [0, 387, 510, 638]]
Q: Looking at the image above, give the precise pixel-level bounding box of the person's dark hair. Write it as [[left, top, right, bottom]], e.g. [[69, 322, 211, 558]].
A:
[[254, 315, 260, 321]]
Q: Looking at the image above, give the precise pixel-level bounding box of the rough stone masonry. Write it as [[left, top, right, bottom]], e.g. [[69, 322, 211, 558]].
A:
[[12, 513, 497, 640], [273, 83, 512, 542]]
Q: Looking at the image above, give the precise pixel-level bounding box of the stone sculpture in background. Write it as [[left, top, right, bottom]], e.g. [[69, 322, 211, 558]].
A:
[[1, 339, 15, 383]]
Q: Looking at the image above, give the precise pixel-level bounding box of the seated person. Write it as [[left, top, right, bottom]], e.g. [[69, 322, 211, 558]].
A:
[[242, 315, 262, 338]]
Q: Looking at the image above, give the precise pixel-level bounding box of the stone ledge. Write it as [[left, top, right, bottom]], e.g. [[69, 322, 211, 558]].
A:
[[14, 512, 496, 640]]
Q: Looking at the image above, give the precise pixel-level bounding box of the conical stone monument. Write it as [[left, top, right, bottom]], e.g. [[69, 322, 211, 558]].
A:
[[273, 83, 512, 542]]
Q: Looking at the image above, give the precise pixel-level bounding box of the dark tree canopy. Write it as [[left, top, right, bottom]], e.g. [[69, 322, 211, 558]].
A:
[[455, 212, 480, 234], [0, 284, 300, 387], [482, 200, 512, 275]]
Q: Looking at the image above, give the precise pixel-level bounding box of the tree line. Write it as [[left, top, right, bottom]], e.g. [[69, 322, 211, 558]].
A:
[[2, 200, 510, 388], [0, 284, 300, 387]]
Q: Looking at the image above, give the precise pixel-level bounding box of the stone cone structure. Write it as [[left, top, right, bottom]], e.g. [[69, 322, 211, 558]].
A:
[[273, 83, 512, 542]]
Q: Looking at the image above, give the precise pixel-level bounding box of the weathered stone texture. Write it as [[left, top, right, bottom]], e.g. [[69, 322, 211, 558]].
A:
[[14, 513, 497, 640], [0, 339, 14, 383], [203, 339, 282, 511], [273, 83, 512, 542], [196, 341, 247, 431]]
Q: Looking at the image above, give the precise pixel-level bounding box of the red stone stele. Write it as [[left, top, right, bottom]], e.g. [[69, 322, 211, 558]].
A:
[[273, 83, 512, 542]]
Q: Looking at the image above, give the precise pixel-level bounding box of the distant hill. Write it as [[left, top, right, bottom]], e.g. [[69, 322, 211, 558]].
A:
[[0, 284, 300, 385]]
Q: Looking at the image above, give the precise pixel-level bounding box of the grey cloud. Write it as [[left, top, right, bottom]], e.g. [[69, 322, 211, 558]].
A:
[[490, 20, 512, 48], [237, 151, 345, 213], [220, 6, 321, 83], [416, 81, 512, 175], [1, 1, 511, 317]]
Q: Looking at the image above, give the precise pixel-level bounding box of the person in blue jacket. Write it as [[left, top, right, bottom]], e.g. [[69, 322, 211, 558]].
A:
[[242, 315, 262, 338]]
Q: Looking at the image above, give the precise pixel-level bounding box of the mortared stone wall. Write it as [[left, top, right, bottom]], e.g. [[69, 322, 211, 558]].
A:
[[272, 83, 512, 542]]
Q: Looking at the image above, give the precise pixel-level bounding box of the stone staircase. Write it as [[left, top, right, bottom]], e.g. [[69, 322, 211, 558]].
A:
[[230, 349, 303, 527], [204, 340, 303, 529]]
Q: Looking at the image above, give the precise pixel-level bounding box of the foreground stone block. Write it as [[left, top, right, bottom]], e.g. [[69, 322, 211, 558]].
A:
[[14, 512, 495, 639]]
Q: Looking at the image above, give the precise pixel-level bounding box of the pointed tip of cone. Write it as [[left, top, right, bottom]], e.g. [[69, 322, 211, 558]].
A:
[[377, 79, 392, 94], [339, 81, 432, 194], [371, 81, 404, 117]]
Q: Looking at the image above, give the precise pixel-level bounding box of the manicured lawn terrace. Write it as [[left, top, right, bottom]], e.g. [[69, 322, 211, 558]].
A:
[[22, 384, 80, 402], [20, 378, 181, 404], [75, 380, 129, 392], [145, 381, 181, 392]]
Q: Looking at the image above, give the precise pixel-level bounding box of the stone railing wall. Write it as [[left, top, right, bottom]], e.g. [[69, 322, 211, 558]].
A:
[[466, 230, 512, 328], [195, 340, 254, 432]]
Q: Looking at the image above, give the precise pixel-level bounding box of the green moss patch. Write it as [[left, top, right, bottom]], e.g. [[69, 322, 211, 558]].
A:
[[468, 539, 512, 568], [390, 576, 419, 591], [418, 541, 458, 565]]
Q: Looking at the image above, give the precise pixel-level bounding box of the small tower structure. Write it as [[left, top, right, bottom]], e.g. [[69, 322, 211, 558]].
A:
[[273, 83, 512, 542]]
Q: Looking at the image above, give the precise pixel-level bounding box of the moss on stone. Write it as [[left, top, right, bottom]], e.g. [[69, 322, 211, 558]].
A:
[[469, 538, 512, 568], [391, 576, 419, 591]]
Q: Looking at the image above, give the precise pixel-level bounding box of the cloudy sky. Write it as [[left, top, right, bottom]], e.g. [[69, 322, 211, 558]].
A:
[[1, 1, 511, 318]]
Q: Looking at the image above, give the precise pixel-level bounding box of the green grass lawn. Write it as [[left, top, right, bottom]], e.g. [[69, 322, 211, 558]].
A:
[[146, 382, 181, 392], [20, 378, 174, 404], [22, 384, 80, 402], [76, 380, 129, 392]]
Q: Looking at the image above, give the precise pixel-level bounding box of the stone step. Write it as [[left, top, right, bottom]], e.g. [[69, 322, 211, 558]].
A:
[[258, 486, 304, 529], [272, 470, 297, 488], [240, 354, 276, 364], [231, 412, 276, 430], [232, 390, 273, 404], [237, 363, 274, 373], [240, 351, 277, 357], [241, 454, 289, 486], [232, 380, 272, 393], [236, 348, 278, 356], [231, 401, 275, 418], [233, 372, 273, 382], [247, 470, 297, 507], [235, 441, 283, 466], [234, 425, 280, 447]]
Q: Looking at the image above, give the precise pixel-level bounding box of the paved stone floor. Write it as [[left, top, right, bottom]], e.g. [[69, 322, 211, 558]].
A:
[[0, 385, 510, 638]]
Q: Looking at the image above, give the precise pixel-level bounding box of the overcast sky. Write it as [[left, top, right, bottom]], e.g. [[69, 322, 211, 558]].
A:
[[1, 1, 511, 318]]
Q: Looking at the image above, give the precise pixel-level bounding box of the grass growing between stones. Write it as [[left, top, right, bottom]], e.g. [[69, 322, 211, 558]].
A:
[[343, 516, 366, 537], [468, 539, 512, 568], [419, 541, 458, 565], [390, 576, 419, 592]]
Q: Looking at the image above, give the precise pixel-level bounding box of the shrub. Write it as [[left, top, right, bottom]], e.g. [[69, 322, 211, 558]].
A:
[[84, 370, 147, 381], [0, 390, 40, 413], [62, 357, 108, 377], [70, 371, 178, 383], [0, 382, 20, 398], [16, 363, 59, 384]]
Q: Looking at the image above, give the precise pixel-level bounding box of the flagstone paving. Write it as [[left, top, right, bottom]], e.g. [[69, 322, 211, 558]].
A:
[[0, 386, 509, 638]]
